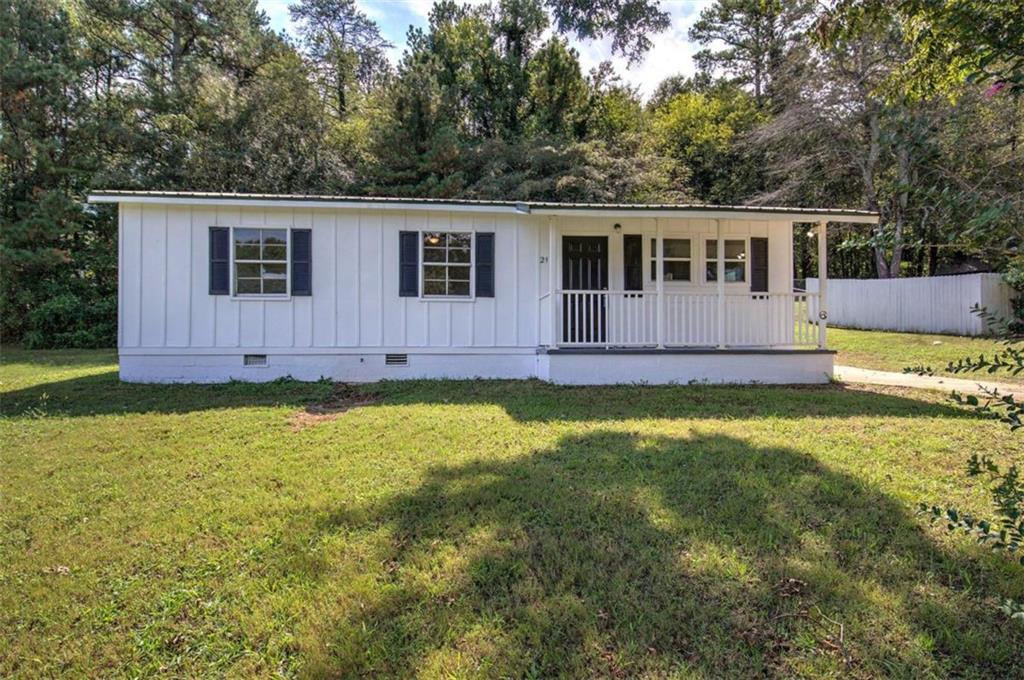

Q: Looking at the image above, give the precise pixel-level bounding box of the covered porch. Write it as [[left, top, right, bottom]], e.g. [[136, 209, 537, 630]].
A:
[[533, 205, 878, 381]]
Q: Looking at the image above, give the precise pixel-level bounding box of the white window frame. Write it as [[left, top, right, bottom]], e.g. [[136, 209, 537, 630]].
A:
[[230, 226, 291, 299], [704, 237, 748, 284], [420, 230, 475, 300], [650, 237, 692, 283]]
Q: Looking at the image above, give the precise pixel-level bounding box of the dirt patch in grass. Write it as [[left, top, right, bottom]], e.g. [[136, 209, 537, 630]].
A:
[[289, 382, 381, 430]]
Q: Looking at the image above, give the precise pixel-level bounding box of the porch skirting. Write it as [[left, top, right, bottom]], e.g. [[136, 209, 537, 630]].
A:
[[536, 348, 834, 385], [121, 348, 833, 385]]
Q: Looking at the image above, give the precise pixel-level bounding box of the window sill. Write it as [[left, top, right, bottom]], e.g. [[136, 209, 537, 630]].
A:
[[230, 295, 293, 302], [418, 296, 477, 303]]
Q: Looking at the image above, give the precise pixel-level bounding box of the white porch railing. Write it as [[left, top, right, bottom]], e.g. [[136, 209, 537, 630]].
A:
[[553, 290, 822, 348]]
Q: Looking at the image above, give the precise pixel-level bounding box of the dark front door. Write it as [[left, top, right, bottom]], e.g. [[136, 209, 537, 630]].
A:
[[562, 236, 608, 343]]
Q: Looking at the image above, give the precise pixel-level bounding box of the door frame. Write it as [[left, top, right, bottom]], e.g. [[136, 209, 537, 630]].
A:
[[560, 235, 609, 343]]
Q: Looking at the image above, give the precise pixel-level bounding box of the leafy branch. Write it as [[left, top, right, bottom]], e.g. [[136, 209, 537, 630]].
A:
[[950, 388, 1022, 431], [910, 305, 1023, 624], [918, 454, 1023, 624], [918, 456, 1022, 565], [904, 306, 1023, 429]]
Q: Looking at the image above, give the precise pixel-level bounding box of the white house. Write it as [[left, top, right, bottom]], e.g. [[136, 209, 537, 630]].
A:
[[87, 191, 878, 385]]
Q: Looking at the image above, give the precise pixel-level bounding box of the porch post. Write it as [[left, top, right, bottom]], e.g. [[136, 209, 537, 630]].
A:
[[716, 218, 725, 348], [549, 216, 558, 348], [656, 218, 664, 348], [817, 220, 828, 349]]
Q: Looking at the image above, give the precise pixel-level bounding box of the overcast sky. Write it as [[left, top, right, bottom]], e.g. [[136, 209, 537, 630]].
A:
[[256, 0, 712, 99]]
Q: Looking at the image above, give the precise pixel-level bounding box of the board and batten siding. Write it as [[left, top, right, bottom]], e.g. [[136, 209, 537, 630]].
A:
[[118, 204, 541, 353]]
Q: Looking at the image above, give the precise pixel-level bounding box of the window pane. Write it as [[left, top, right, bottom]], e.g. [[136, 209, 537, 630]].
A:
[[424, 265, 447, 280], [236, 278, 261, 294], [706, 240, 717, 259], [262, 263, 286, 280], [263, 229, 286, 246], [263, 245, 286, 261], [236, 263, 261, 278], [663, 261, 690, 281], [706, 262, 717, 282], [448, 233, 471, 248], [664, 239, 690, 258], [232, 228, 290, 295], [725, 261, 746, 282], [236, 244, 260, 260], [420, 231, 474, 296], [235, 229, 260, 259], [724, 240, 745, 260], [235, 229, 260, 245], [263, 278, 287, 294], [650, 260, 656, 281]]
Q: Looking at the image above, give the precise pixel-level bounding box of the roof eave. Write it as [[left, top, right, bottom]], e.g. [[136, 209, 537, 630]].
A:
[[528, 206, 878, 223], [86, 191, 879, 223], [86, 192, 519, 215]]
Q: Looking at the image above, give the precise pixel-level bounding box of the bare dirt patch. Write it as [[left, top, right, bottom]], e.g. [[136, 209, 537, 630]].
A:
[[289, 382, 381, 430]]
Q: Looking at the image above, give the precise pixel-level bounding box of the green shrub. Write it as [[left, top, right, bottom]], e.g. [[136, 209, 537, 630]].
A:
[[22, 293, 116, 349]]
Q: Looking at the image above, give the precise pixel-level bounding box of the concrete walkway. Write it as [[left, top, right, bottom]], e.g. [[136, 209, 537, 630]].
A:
[[834, 364, 1022, 398]]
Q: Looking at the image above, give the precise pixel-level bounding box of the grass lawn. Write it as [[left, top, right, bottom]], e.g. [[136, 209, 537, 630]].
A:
[[829, 326, 1023, 384], [1, 349, 1022, 678]]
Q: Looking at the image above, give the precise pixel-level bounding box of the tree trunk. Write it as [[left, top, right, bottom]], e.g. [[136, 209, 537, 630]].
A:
[[858, 110, 892, 278]]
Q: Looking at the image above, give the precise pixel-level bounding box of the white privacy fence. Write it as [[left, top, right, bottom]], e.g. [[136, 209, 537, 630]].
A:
[[806, 273, 1014, 336]]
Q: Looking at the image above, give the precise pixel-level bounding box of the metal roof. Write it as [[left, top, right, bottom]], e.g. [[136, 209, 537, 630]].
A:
[[87, 190, 879, 222]]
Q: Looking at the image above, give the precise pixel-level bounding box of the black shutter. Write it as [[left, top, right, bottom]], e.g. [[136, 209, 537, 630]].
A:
[[399, 231, 419, 297], [750, 237, 769, 292], [209, 227, 230, 295], [291, 229, 312, 295], [475, 232, 495, 297], [623, 234, 642, 290]]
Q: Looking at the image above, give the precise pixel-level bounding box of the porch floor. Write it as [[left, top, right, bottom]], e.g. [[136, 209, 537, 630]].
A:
[[540, 347, 835, 355]]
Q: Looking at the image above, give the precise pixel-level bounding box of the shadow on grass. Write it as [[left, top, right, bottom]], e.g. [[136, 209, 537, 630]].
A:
[[0, 369, 333, 418], [1, 347, 117, 367], [294, 431, 1021, 677], [0, 370, 984, 423]]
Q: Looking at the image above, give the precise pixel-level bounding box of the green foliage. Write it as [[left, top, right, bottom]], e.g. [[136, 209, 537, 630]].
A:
[[689, 0, 809, 109], [918, 454, 1023, 572], [1, 1, 119, 347], [22, 293, 117, 349], [526, 38, 587, 137], [908, 306, 1024, 623], [650, 87, 764, 202], [289, 0, 392, 118], [3, 0, 1022, 347], [818, 0, 1024, 99], [544, 0, 670, 62], [907, 306, 1023, 428]]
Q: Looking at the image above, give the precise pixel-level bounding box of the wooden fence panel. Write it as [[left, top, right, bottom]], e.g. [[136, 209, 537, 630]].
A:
[[805, 274, 1013, 336]]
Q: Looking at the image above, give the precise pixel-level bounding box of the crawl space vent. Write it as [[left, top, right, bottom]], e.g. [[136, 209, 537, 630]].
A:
[[243, 354, 268, 367], [385, 353, 408, 366]]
